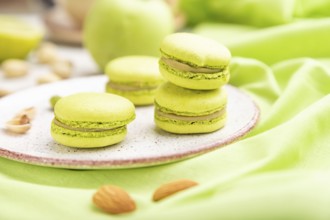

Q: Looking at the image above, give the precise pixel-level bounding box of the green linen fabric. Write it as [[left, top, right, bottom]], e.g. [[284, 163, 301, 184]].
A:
[[180, 0, 330, 26], [2, 1, 330, 219], [195, 19, 330, 65]]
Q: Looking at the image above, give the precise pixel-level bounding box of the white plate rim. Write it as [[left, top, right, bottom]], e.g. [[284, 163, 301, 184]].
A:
[[0, 76, 259, 169]]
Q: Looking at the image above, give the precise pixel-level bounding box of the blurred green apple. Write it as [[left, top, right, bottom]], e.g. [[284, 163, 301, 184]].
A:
[[83, 0, 174, 70], [0, 16, 43, 62]]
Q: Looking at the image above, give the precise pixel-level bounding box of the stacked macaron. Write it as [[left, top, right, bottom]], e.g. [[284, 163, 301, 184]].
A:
[[154, 33, 231, 134]]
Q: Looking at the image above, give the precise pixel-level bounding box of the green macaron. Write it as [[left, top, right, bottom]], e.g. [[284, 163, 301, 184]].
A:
[[159, 32, 231, 90], [154, 82, 227, 134], [105, 56, 164, 105], [51, 92, 135, 148]]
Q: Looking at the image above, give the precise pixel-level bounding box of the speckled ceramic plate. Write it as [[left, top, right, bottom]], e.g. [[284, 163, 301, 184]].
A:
[[0, 76, 259, 169]]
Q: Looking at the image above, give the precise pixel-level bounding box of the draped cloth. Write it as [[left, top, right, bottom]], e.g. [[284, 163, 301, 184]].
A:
[[1, 0, 330, 219]]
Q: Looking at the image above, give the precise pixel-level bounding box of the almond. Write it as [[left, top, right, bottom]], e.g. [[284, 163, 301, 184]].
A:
[[2, 59, 29, 78], [92, 185, 136, 215], [51, 59, 73, 79], [36, 72, 62, 84], [36, 42, 59, 64], [152, 179, 198, 202]]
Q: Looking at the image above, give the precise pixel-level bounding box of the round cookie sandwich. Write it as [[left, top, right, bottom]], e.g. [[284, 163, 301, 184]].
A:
[[159, 32, 231, 90], [105, 56, 164, 105], [154, 82, 227, 134], [51, 92, 135, 148]]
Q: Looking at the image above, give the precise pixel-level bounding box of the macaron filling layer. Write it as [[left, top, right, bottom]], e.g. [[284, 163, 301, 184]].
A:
[[155, 101, 225, 117], [54, 115, 135, 130], [160, 56, 223, 73], [159, 58, 229, 81], [154, 102, 226, 125], [107, 81, 159, 92], [155, 108, 225, 121], [155, 109, 226, 126], [160, 49, 227, 70], [53, 118, 121, 132], [51, 119, 127, 138]]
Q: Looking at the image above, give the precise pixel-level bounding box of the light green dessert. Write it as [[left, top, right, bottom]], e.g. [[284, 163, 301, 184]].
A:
[[105, 56, 164, 106], [159, 32, 231, 90], [154, 82, 227, 134], [83, 0, 174, 69], [0, 16, 43, 62], [51, 92, 135, 148]]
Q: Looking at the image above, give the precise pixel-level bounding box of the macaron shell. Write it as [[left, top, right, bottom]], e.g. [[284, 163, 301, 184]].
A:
[[155, 82, 227, 116], [105, 56, 163, 84], [154, 112, 227, 134], [106, 85, 157, 106], [54, 92, 135, 124], [160, 32, 231, 68], [51, 121, 127, 148], [159, 60, 230, 90]]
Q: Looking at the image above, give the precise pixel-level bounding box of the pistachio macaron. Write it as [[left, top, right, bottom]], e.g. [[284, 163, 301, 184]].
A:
[[154, 82, 227, 134], [105, 56, 164, 105], [51, 92, 135, 148], [159, 32, 231, 90]]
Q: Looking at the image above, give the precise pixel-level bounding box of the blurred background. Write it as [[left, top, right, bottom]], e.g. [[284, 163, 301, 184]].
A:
[[0, 0, 98, 97], [0, 0, 50, 12], [0, 0, 181, 97], [1, 0, 330, 98]]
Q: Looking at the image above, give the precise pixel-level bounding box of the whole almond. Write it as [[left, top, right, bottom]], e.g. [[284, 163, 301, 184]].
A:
[[92, 185, 136, 214], [51, 60, 73, 79], [152, 179, 198, 202], [36, 73, 62, 84], [2, 59, 29, 78], [36, 42, 58, 64]]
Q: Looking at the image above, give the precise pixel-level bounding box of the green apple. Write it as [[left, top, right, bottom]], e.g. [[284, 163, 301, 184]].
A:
[[0, 16, 43, 62], [83, 0, 174, 70]]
